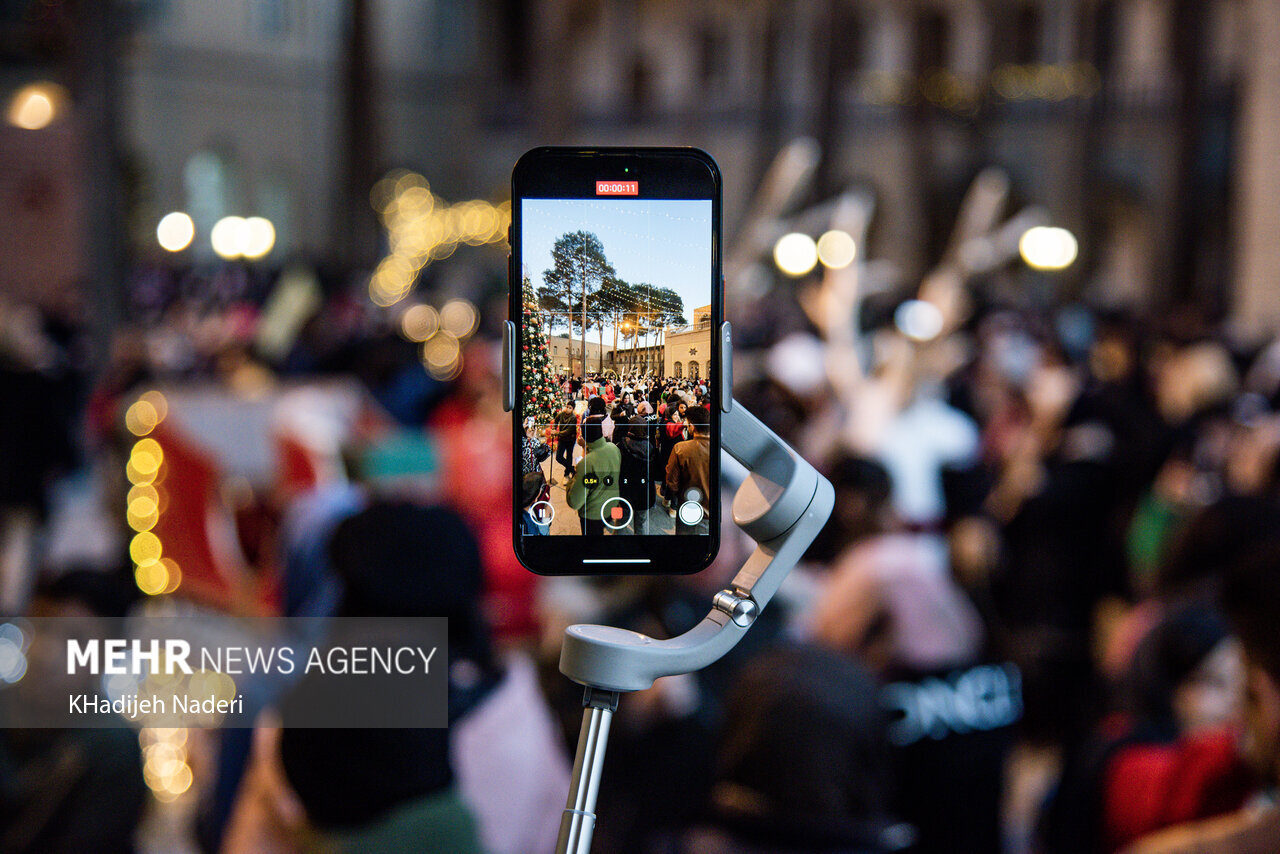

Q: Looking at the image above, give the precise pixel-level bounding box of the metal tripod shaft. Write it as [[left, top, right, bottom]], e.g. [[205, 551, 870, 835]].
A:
[[556, 688, 620, 854]]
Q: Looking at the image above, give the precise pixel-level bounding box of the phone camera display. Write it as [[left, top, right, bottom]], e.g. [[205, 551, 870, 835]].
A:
[[518, 196, 714, 538]]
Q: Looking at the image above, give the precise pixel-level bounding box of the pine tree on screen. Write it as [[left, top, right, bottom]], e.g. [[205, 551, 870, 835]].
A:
[[521, 275, 558, 423]]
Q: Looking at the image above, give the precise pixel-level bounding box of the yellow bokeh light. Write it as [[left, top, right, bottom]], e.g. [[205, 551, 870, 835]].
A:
[[400, 304, 440, 342], [125, 400, 159, 436], [242, 217, 276, 260], [5, 82, 67, 130], [816, 230, 857, 269], [140, 391, 168, 421], [774, 233, 819, 277], [127, 495, 160, 532], [422, 331, 460, 370], [128, 484, 159, 507], [164, 762, 194, 795], [211, 216, 248, 259], [440, 299, 478, 339], [160, 558, 182, 594], [127, 458, 156, 486], [135, 561, 169, 595], [1019, 225, 1079, 271], [130, 532, 163, 567], [131, 438, 163, 476], [156, 212, 195, 252]]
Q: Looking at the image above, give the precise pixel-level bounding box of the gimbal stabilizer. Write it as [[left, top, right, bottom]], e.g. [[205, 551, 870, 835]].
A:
[[503, 321, 835, 854]]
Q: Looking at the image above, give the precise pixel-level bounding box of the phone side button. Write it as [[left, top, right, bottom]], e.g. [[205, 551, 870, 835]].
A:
[[719, 321, 733, 413], [502, 320, 516, 412]]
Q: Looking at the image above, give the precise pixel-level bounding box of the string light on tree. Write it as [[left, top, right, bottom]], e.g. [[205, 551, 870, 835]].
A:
[[521, 275, 559, 424]]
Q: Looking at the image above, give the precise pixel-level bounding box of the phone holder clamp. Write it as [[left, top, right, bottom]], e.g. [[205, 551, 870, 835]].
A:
[[555, 399, 834, 853], [501, 319, 833, 854]]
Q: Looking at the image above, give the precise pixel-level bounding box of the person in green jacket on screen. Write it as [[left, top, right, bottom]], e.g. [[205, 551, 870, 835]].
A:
[[567, 415, 622, 535]]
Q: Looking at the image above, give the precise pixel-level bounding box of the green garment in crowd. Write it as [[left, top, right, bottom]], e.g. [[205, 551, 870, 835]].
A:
[[566, 436, 622, 520]]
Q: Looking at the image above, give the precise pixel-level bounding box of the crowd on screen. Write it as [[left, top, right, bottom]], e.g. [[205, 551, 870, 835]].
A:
[[520, 372, 714, 537]]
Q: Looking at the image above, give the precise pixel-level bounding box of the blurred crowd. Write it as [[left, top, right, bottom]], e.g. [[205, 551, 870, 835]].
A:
[[1, 247, 1280, 854]]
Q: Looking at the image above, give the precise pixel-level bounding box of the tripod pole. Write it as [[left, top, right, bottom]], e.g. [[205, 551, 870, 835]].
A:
[[556, 687, 620, 854]]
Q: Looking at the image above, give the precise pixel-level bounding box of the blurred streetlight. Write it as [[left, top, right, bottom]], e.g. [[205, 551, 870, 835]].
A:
[[816, 230, 857, 269], [211, 216, 248, 259], [1019, 226, 1078, 271], [211, 216, 276, 260], [5, 82, 68, 130], [242, 217, 276, 259], [774, 232, 818, 277], [156, 212, 195, 253]]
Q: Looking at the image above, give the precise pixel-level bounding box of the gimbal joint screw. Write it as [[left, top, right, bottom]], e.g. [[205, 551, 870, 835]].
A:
[[712, 590, 759, 628]]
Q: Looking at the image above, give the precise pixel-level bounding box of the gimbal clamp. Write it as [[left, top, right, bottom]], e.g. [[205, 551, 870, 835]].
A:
[[503, 321, 835, 854]]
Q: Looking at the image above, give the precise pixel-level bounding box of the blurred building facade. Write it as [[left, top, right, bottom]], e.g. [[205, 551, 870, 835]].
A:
[[486, 0, 1275, 333], [6, 0, 1280, 334]]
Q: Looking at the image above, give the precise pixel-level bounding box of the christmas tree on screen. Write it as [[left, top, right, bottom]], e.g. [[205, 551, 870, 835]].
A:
[[521, 274, 559, 423]]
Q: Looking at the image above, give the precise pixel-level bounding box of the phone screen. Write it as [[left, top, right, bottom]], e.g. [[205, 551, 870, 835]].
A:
[[512, 148, 721, 574]]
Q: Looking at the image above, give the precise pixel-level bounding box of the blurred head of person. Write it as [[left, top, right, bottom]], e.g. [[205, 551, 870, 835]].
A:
[[588, 395, 607, 416], [1125, 604, 1244, 735], [329, 501, 495, 681], [521, 471, 545, 509], [808, 455, 894, 565], [685, 405, 708, 436], [703, 643, 905, 850], [1222, 538, 1280, 783], [581, 414, 606, 444], [1157, 496, 1280, 600], [1154, 341, 1239, 425]]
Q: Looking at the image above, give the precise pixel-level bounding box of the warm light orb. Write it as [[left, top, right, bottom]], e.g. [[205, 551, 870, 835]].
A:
[[400, 304, 440, 342], [130, 532, 163, 567], [440, 298, 478, 339], [242, 217, 276, 259], [1019, 226, 1078, 271], [211, 216, 248, 259], [156, 212, 195, 252], [774, 233, 819, 277], [816, 230, 857, 269], [135, 562, 169, 596], [5, 82, 66, 130]]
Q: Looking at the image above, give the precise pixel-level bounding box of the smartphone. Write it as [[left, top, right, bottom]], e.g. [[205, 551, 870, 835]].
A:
[[509, 147, 724, 575]]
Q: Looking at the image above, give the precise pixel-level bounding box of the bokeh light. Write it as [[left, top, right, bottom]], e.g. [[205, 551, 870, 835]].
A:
[[134, 561, 169, 596], [895, 299, 945, 342], [422, 331, 462, 380], [368, 170, 511, 307], [5, 82, 67, 130], [130, 531, 163, 567], [440, 298, 479, 339], [159, 558, 182, 594], [130, 438, 163, 477], [126, 399, 161, 436], [156, 212, 195, 253], [816, 230, 858, 269], [242, 217, 276, 259], [141, 727, 193, 801], [0, 625, 27, 684], [1019, 225, 1078, 271], [774, 233, 819, 277], [210, 216, 248, 259], [400, 304, 440, 342]]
